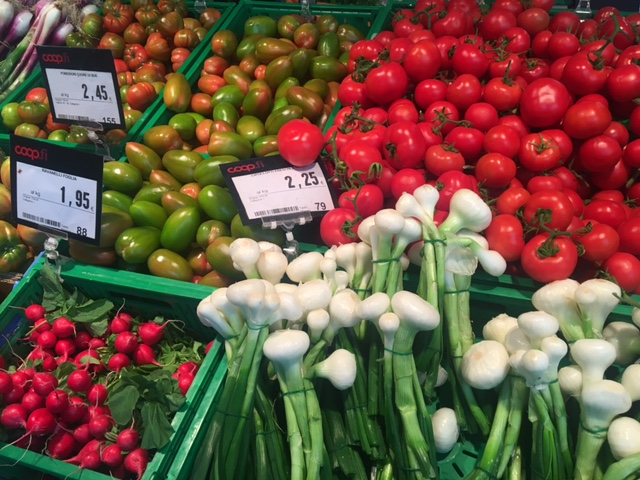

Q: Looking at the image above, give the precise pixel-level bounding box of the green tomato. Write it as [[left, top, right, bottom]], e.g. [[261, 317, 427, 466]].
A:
[[168, 113, 197, 141]]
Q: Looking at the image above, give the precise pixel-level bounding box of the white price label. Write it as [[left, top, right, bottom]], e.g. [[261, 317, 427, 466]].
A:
[[15, 162, 99, 239], [223, 158, 335, 224], [45, 69, 120, 125]]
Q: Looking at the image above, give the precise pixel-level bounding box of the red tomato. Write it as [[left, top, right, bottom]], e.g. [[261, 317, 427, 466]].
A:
[[583, 199, 627, 229], [125, 82, 157, 111], [432, 9, 470, 38], [519, 78, 572, 128], [424, 144, 465, 176], [617, 218, 640, 256], [383, 121, 427, 169], [390, 169, 427, 200], [523, 190, 574, 230], [475, 153, 517, 188], [497, 115, 530, 138], [562, 100, 612, 140], [541, 129, 573, 163], [387, 99, 419, 124], [577, 135, 622, 173], [496, 187, 530, 215], [278, 120, 325, 167], [365, 63, 408, 106], [574, 223, 620, 263], [435, 36, 459, 70], [549, 11, 581, 33], [552, 166, 580, 191], [403, 40, 442, 82], [338, 76, 373, 108], [483, 125, 520, 158], [546, 31, 580, 59], [517, 8, 550, 37], [423, 101, 460, 136], [481, 9, 517, 41], [622, 140, 640, 169], [602, 252, 640, 292], [518, 133, 562, 172], [463, 103, 499, 133], [561, 52, 609, 96], [414, 79, 448, 110], [520, 58, 551, 84], [562, 188, 585, 216], [374, 166, 396, 198], [486, 214, 525, 262], [338, 184, 385, 219], [521, 234, 578, 283], [527, 175, 563, 194], [451, 42, 490, 78], [501, 27, 531, 55], [603, 122, 629, 148], [320, 208, 359, 247], [446, 74, 482, 112], [444, 126, 484, 162], [339, 139, 384, 184], [354, 124, 387, 152]]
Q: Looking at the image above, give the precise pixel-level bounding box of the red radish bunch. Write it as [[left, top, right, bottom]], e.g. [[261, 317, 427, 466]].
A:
[[0, 303, 206, 478], [324, 2, 640, 292]]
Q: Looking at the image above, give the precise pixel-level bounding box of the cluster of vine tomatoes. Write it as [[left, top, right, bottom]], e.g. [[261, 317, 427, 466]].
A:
[[320, 0, 640, 292]]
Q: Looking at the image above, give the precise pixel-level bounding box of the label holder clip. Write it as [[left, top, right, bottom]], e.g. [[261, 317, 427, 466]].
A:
[[260, 210, 312, 261]]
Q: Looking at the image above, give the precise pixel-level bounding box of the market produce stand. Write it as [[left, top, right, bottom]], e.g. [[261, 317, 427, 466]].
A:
[[1, 0, 640, 479]]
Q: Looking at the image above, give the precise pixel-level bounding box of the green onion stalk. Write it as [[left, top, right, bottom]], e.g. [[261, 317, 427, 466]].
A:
[[602, 452, 640, 480], [192, 281, 287, 480]]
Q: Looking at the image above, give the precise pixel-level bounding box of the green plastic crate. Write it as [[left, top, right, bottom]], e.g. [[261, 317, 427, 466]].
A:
[[131, 0, 392, 145], [0, 2, 235, 161], [0, 255, 224, 480]]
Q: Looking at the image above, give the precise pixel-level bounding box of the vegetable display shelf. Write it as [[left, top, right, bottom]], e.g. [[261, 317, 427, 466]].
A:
[[0, 1, 236, 161], [0, 255, 224, 480], [130, 0, 392, 146]]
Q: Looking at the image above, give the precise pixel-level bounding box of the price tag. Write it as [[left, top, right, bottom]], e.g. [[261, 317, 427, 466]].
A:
[[36, 46, 125, 130], [10, 135, 103, 245], [221, 156, 336, 226]]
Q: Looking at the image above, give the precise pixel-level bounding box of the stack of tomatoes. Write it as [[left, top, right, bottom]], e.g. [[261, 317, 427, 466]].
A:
[[321, 0, 640, 292]]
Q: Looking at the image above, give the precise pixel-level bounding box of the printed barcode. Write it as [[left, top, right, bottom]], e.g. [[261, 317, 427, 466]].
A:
[[254, 206, 300, 216], [58, 114, 91, 121], [22, 212, 61, 228]]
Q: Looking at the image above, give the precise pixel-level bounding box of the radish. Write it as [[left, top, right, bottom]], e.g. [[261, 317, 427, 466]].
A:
[[205, 340, 215, 354], [78, 451, 102, 470], [124, 448, 149, 480], [116, 427, 139, 451], [177, 361, 199, 377], [0, 356, 4, 369], [107, 353, 131, 372], [132, 344, 162, 367], [42, 356, 58, 372], [54, 339, 77, 361], [46, 431, 76, 460], [87, 406, 108, 420], [45, 390, 68, 415], [52, 317, 75, 338], [3, 384, 25, 404], [68, 369, 93, 393], [0, 371, 12, 395], [88, 338, 106, 349], [110, 464, 128, 480], [27, 347, 51, 362], [1, 404, 27, 429], [72, 423, 93, 446], [75, 349, 103, 372], [102, 443, 123, 468], [33, 318, 51, 333], [111, 315, 132, 334], [60, 397, 87, 424], [32, 372, 58, 397], [89, 415, 112, 439], [87, 384, 108, 406], [75, 331, 92, 349], [64, 439, 102, 465], [21, 390, 45, 412], [37, 330, 57, 349], [114, 332, 138, 354], [11, 370, 32, 390], [138, 322, 170, 346], [178, 373, 195, 396], [17, 434, 47, 452], [25, 408, 57, 436], [24, 304, 46, 322], [27, 330, 40, 343]]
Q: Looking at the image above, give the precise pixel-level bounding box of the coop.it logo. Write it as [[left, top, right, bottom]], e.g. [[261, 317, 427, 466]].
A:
[[14, 145, 47, 161], [227, 160, 265, 174], [40, 52, 70, 64]]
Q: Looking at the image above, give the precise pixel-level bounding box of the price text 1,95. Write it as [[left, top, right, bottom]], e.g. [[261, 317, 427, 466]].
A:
[[61, 186, 91, 209]]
